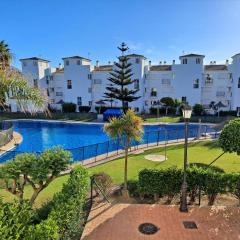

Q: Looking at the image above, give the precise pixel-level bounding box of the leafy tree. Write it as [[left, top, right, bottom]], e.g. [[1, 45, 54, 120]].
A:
[[193, 103, 204, 115], [0, 40, 12, 69], [160, 97, 175, 115], [104, 42, 140, 109], [0, 40, 47, 114], [104, 109, 143, 197], [0, 147, 72, 205], [219, 118, 240, 155]]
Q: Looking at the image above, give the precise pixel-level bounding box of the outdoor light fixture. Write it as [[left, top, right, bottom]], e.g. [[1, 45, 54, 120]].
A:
[[182, 105, 192, 119], [180, 104, 192, 212]]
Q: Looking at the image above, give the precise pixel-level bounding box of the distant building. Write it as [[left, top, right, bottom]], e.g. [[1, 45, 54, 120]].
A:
[[12, 52, 240, 113]]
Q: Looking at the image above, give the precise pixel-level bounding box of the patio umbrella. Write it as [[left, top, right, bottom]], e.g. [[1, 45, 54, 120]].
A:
[[214, 101, 227, 117], [56, 100, 64, 104]]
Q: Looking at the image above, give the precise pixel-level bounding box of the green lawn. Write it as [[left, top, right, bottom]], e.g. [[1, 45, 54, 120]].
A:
[[1, 141, 239, 206], [144, 115, 235, 124]]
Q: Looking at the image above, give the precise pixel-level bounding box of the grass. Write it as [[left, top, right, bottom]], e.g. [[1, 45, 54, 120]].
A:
[[0, 112, 97, 122], [0, 140, 239, 206], [144, 115, 235, 124]]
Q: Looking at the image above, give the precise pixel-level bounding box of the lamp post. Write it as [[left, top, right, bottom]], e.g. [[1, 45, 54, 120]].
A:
[[179, 105, 192, 212]]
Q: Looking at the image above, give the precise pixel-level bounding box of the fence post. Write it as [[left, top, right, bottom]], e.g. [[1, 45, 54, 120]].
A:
[[157, 130, 160, 146], [95, 143, 98, 162], [106, 140, 110, 158]]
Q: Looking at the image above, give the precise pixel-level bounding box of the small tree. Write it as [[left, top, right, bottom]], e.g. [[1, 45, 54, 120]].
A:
[[104, 43, 140, 109], [219, 118, 240, 155], [0, 147, 71, 205], [160, 97, 175, 115], [193, 103, 204, 116], [104, 109, 143, 197]]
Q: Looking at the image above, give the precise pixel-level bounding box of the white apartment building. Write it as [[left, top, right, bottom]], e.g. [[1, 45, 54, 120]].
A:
[[14, 53, 240, 113]]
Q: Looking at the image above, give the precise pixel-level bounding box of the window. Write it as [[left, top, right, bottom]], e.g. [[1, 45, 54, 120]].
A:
[[23, 62, 27, 67], [77, 97, 82, 106], [33, 61, 37, 66], [65, 60, 69, 66], [88, 87, 92, 93], [182, 58, 187, 64], [205, 74, 213, 84], [89, 101, 92, 106], [77, 60, 81, 65], [33, 79, 38, 88], [145, 100, 148, 106], [151, 88, 157, 97], [50, 88, 54, 93], [134, 107, 139, 112], [162, 79, 171, 85], [56, 92, 63, 96], [50, 99, 55, 104], [46, 76, 49, 85], [196, 58, 201, 64], [145, 88, 147, 93], [67, 80, 72, 89], [216, 91, 225, 97], [135, 58, 140, 64], [229, 73, 233, 80], [50, 76, 53, 81], [94, 79, 101, 84], [193, 79, 199, 88], [47, 89, 49, 96], [182, 96, 187, 103], [88, 74, 92, 80], [134, 79, 139, 90], [238, 77, 240, 88]]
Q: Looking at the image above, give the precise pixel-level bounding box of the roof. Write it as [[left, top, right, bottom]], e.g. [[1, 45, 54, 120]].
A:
[[94, 65, 113, 72], [62, 56, 91, 61], [205, 65, 228, 71], [231, 53, 240, 58], [126, 54, 146, 59], [179, 53, 205, 58], [55, 68, 64, 73], [150, 65, 172, 71], [19, 57, 50, 62]]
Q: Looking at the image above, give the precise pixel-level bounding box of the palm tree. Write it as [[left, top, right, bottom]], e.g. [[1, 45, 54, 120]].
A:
[[104, 109, 143, 198], [0, 40, 12, 69], [0, 40, 47, 114]]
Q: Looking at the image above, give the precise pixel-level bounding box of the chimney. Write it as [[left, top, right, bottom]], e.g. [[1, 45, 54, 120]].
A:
[[108, 61, 111, 65], [96, 60, 99, 67], [214, 61, 216, 64], [226, 59, 229, 65], [159, 61, 162, 65], [164, 61, 166, 64], [172, 60, 175, 65], [149, 61, 151, 67]]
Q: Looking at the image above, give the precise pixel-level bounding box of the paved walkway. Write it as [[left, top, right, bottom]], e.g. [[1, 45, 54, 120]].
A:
[[0, 131, 22, 154], [81, 203, 240, 240]]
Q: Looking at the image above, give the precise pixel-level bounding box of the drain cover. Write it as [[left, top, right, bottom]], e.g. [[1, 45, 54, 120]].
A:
[[138, 223, 159, 235], [183, 221, 198, 229]]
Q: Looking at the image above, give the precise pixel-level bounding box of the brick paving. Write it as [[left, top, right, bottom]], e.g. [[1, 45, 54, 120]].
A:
[[81, 203, 240, 240]]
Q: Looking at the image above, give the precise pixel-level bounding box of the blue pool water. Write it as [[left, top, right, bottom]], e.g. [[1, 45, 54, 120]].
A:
[[0, 120, 215, 163]]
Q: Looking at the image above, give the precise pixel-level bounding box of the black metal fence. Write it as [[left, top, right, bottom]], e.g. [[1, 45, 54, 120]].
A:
[[0, 124, 219, 164]]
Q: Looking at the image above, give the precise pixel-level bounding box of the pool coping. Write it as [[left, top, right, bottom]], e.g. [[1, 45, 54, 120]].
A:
[[4, 118, 216, 126]]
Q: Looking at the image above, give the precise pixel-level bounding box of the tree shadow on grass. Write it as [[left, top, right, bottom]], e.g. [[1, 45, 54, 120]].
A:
[[188, 162, 225, 173]]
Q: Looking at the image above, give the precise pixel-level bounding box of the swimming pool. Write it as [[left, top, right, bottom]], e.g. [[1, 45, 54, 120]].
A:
[[0, 120, 215, 163]]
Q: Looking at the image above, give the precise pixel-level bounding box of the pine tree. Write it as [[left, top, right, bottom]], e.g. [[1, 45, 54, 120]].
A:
[[104, 42, 140, 109]]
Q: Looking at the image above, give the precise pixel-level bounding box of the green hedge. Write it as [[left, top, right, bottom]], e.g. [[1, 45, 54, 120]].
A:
[[62, 102, 76, 113], [138, 166, 240, 205], [0, 166, 89, 240]]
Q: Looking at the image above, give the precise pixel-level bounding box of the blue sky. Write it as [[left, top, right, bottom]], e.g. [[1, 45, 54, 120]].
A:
[[1, 0, 240, 68]]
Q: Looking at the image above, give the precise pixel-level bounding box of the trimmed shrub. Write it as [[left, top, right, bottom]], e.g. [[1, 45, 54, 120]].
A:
[[79, 106, 91, 113], [127, 180, 140, 197], [92, 172, 113, 196], [193, 104, 204, 116], [48, 166, 89, 239], [62, 102, 76, 113]]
